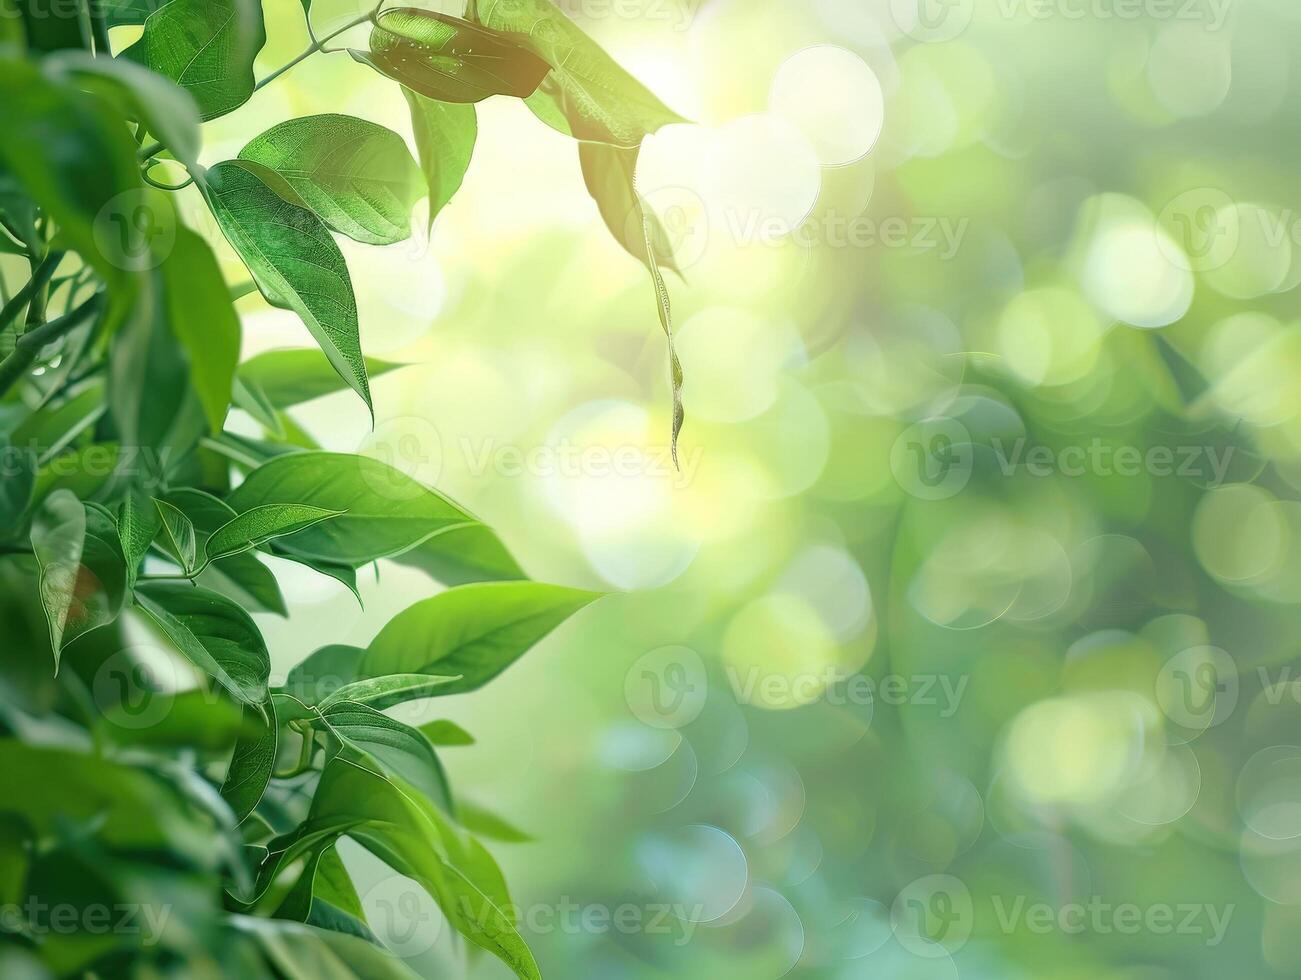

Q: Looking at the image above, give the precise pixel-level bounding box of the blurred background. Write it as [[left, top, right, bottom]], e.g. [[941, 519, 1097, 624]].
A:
[[150, 0, 1301, 975]]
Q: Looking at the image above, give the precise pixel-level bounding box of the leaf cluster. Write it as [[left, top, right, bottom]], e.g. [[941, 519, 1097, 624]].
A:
[[0, 2, 680, 975]]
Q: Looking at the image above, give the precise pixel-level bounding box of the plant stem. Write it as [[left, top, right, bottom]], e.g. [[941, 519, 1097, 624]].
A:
[[136, 8, 380, 163], [15, 293, 101, 351], [0, 251, 65, 333], [0, 293, 104, 398], [253, 9, 379, 93], [76, 0, 94, 52], [276, 721, 319, 777], [142, 169, 194, 192], [90, 4, 112, 55]]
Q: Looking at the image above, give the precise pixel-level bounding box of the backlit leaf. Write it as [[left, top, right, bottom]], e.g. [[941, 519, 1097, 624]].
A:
[[579, 141, 680, 274], [30, 492, 128, 665], [225, 452, 478, 566], [404, 90, 475, 232], [239, 115, 423, 246], [123, 0, 267, 122], [361, 581, 600, 694], [473, 0, 686, 145], [203, 160, 371, 415], [236, 349, 405, 410], [153, 497, 198, 573], [205, 504, 344, 564], [163, 488, 288, 617], [351, 7, 549, 104], [318, 673, 460, 711]]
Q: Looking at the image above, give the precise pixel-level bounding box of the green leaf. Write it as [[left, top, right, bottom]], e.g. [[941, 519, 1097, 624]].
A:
[[232, 374, 284, 436], [272, 841, 374, 942], [237, 349, 405, 410], [0, 740, 212, 862], [221, 701, 277, 823], [153, 497, 198, 574], [108, 265, 204, 462], [308, 756, 540, 979], [32, 442, 121, 505], [163, 488, 288, 616], [116, 490, 160, 587], [203, 160, 372, 416], [457, 798, 532, 842], [0, 438, 35, 535], [105, 688, 254, 752], [404, 90, 475, 232], [282, 644, 365, 705], [44, 50, 203, 174], [12, 381, 105, 464], [270, 548, 362, 604], [0, 61, 141, 284], [392, 514, 527, 585], [352, 7, 549, 104], [133, 582, 271, 709], [239, 115, 423, 246], [12, 0, 82, 52], [30, 492, 128, 665], [0, 815, 29, 909], [225, 452, 478, 566], [641, 181, 684, 467], [311, 846, 366, 923], [101, 0, 158, 28], [579, 141, 679, 274], [419, 718, 474, 746], [123, 0, 267, 122], [318, 673, 460, 711], [318, 701, 453, 812], [163, 226, 241, 433], [474, 0, 686, 146], [205, 504, 344, 564], [0, 0, 24, 54], [361, 582, 600, 694], [231, 915, 421, 980]]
